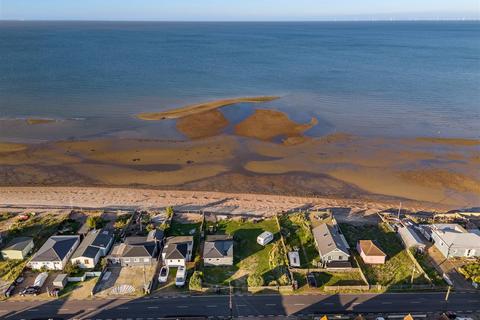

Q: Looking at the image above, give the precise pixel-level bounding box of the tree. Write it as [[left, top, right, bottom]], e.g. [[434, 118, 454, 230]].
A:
[[146, 223, 155, 232], [247, 273, 264, 287], [100, 257, 108, 270], [64, 261, 80, 275], [189, 271, 203, 291]]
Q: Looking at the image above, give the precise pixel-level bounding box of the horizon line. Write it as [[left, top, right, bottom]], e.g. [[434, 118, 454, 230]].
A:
[[1, 18, 479, 22]]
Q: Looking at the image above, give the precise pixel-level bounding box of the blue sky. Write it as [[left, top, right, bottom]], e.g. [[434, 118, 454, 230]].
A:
[[1, 0, 479, 21]]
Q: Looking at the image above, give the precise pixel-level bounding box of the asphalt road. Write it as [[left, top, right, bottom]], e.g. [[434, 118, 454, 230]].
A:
[[0, 292, 479, 320]]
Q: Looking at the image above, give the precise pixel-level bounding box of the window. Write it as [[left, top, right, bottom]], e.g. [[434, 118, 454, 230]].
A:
[[124, 258, 130, 262], [338, 256, 343, 260], [144, 258, 149, 263], [134, 258, 140, 262]]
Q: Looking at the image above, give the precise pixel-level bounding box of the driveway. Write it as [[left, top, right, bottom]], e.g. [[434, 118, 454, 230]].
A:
[[427, 244, 472, 290]]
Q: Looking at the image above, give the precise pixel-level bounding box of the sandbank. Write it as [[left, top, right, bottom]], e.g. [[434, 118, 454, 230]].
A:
[[136, 96, 279, 120], [234, 109, 318, 143], [25, 118, 56, 125]]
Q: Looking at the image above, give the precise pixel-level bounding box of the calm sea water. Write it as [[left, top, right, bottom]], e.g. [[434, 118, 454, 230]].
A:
[[0, 21, 479, 141]]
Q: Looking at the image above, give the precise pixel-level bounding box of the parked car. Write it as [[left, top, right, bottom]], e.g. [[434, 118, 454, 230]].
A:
[[306, 273, 317, 288], [15, 276, 24, 284], [4, 284, 15, 297], [158, 266, 169, 283], [20, 286, 41, 296], [175, 266, 186, 287]]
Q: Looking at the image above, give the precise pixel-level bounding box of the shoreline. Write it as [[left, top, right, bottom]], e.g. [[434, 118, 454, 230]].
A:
[[0, 186, 448, 216], [136, 96, 279, 120]]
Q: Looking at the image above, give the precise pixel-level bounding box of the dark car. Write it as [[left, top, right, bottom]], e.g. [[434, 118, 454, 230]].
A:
[[306, 273, 317, 287], [20, 286, 41, 296], [4, 284, 15, 297], [15, 276, 25, 284]]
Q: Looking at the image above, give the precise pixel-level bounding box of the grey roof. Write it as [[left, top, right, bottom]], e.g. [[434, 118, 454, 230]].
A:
[[164, 243, 188, 259], [31, 236, 79, 262], [2, 237, 33, 252], [203, 236, 233, 259], [432, 224, 480, 248], [72, 229, 113, 260], [312, 223, 350, 257], [163, 236, 193, 260], [110, 236, 157, 259]]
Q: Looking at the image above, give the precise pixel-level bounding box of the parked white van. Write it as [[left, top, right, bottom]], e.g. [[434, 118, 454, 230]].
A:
[[257, 231, 274, 246], [175, 266, 186, 287]]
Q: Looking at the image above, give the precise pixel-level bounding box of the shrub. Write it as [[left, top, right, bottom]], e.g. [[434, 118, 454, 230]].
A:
[[166, 207, 174, 219], [64, 261, 81, 276], [189, 271, 203, 291], [86, 216, 105, 230], [247, 273, 264, 287]]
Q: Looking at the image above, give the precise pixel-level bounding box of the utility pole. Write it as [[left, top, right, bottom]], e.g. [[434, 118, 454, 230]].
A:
[[445, 285, 451, 301], [410, 265, 416, 284], [229, 280, 233, 319]]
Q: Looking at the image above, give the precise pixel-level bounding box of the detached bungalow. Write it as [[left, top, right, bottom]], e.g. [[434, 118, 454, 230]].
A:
[[162, 236, 194, 267], [357, 240, 386, 265], [71, 229, 113, 269], [203, 235, 233, 266], [1, 237, 34, 260], [431, 224, 480, 258], [312, 222, 351, 268], [108, 236, 158, 266], [28, 235, 80, 270]]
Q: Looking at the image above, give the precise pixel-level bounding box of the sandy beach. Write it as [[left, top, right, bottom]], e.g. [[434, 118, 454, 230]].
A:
[[0, 186, 440, 217]]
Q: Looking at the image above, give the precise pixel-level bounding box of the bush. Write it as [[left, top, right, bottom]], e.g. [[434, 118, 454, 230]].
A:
[[247, 273, 264, 287], [64, 261, 81, 276], [189, 271, 203, 291], [86, 216, 106, 230], [166, 207, 174, 219]]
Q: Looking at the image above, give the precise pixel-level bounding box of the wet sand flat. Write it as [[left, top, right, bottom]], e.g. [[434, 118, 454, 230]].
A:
[[0, 133, 478, 208]]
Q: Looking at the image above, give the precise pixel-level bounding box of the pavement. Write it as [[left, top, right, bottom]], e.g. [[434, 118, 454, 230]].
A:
[[0, 291, 478, 320]]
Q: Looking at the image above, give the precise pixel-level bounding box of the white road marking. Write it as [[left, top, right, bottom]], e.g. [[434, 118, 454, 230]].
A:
[[27, 309, 39, 312], [118, 307, 129, 310], [293, 303, 305, 306], [147, 306, 158, 309]]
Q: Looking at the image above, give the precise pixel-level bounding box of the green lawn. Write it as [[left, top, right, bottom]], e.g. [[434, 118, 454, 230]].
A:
[[167, 220, 201, 237], [203, 218, 289, 287], [340, 223, 429, 286], [0, 259, 26, 282], [278, 213, 319, 267], [7, 213, 66, 251]]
